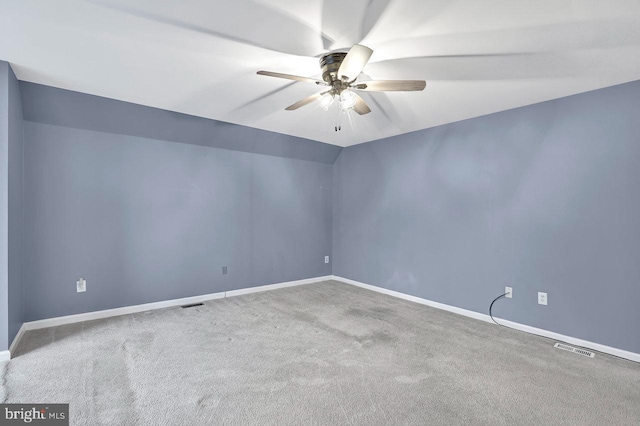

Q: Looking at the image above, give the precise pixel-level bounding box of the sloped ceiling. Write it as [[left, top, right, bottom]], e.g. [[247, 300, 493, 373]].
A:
[[1, 0, 640, 147]]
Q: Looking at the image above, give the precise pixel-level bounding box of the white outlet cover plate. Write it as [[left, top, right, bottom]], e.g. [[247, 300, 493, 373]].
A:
[[77, 279, 86, 293], [538, 292, 547, 305], [505, 286, 513, 298], [325, 256, 330, 264]]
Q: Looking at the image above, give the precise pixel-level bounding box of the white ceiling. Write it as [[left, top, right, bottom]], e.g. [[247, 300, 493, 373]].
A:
[[2, 0, 640, 147]]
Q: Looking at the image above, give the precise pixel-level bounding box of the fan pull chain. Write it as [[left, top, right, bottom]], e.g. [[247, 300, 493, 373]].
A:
[[335, 102, 342, 132]]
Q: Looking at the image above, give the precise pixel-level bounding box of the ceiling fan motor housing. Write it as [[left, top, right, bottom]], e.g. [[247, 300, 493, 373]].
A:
[[320, 52, 347, 86]]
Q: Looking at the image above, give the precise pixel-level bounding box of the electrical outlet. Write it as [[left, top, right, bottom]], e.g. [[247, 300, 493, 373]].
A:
[[538, 292, 547, 305], [76, 278, 86, 293], [505, 286, 512, 298], [325, 256, 330, 264], [222, 266, 228, 275]]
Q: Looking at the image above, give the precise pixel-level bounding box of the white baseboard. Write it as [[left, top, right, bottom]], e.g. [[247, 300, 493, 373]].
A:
[[11, 274, 636, 363], [23, 291, 226, 332], [2, 324, 28, 361], [8, 323, 27, 356], [8, 275, 332, 359], [225, 276, 327, 297], [331, 275, 640, 363]]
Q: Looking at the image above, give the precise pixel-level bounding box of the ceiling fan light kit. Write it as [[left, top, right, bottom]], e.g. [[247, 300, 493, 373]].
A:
[[339, 90, 357, 110], [319, 93, 335, 111], [257, 44, 426, 129]]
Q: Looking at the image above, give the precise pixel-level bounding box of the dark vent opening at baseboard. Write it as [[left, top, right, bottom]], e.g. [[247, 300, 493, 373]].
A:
[[554, 342, 595, 358], [181, 303, 204, 309]]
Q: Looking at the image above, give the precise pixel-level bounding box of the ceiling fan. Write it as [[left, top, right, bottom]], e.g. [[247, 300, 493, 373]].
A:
[[257, 44, 426, 130]]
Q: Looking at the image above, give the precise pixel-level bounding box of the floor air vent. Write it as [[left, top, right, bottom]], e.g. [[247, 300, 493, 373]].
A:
[[181, 303, 204, 309], [554, 343, 595, 358]]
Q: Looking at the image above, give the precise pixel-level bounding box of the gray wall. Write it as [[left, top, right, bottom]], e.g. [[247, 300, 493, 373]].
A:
[[333, 80, 640, 354], [0, 61, 9, 351], [22, 121, 333, 321], [8, 63, 24, 346], [10, 76, 640, 357], [20, 82, 342, 165], [0, 60, 23, 352]]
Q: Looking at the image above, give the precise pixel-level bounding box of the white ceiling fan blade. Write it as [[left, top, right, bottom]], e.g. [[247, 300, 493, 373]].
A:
[[285, 91, 331, 111], [353, 80, 426, 91], [352, 93, 372, 115], [257, 71, 326, 85], [338, 44, 374, 80]]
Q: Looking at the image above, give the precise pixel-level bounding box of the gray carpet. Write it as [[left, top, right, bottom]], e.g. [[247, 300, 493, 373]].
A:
[[1, 281, 639, 425]]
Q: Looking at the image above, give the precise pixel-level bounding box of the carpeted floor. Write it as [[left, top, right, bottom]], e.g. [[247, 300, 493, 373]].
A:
[[1, 280, 639, 425]]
